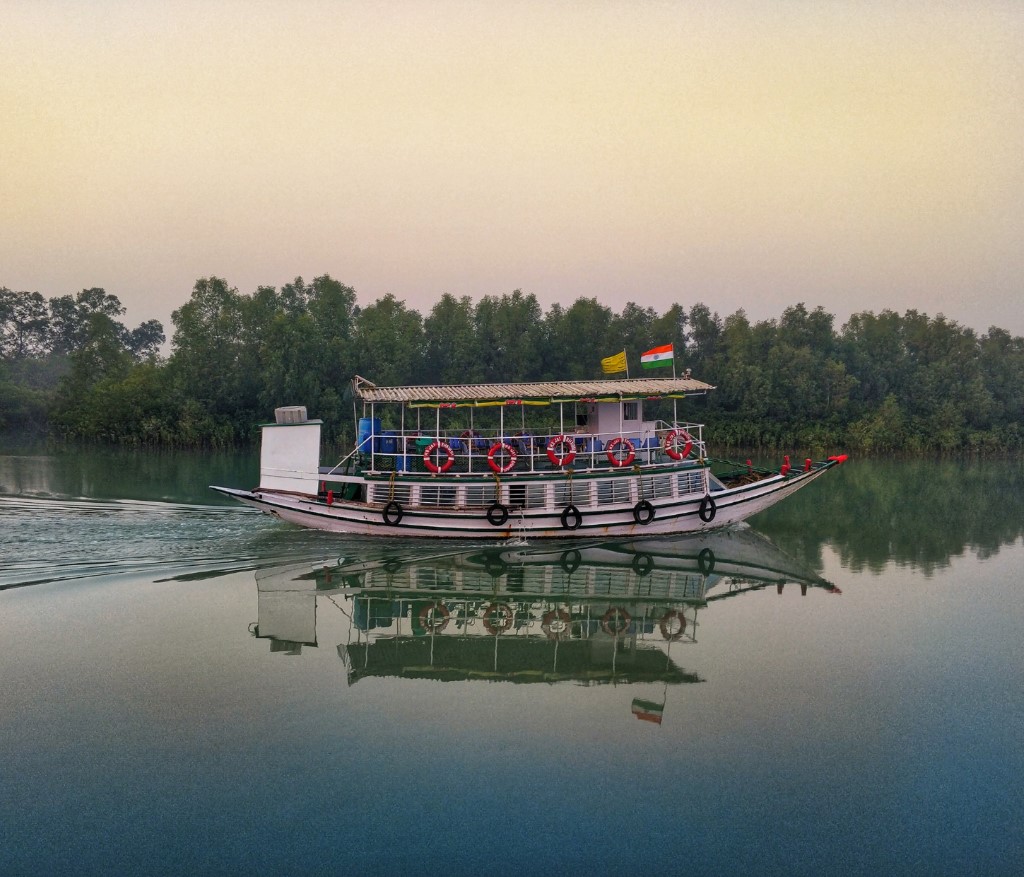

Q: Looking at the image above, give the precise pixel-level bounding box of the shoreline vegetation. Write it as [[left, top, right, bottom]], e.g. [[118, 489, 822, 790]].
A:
[[3, 276, 1022, 454]]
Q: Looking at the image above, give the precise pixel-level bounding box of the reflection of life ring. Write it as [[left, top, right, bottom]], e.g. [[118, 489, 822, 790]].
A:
[[605, 437, 636, 467], [483, 602, 514, 634], [418, 602, 450, 632], [560, 549, 582, 574], [487, 441, 518, 473], [698, 494, 716, 523], [423, 440, 455, 474], [631, 553, 654, 577], [486, 502, 509, 527], [560, 504, 582, 530], [541, 609, 571, 640], [659, 609, 686, 641], [601, 606, 632, 636], [382, 500, 403, 525], [632, 499, 655, 525], [546, 434, 576, 467], [664, 429, 694, 460]]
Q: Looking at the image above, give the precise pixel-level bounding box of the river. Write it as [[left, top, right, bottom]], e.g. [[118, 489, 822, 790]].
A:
[[1, 446, 1022, 875]]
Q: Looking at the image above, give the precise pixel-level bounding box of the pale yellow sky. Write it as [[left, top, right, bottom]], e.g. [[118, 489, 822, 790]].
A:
[[2, 0, 1022, 337]]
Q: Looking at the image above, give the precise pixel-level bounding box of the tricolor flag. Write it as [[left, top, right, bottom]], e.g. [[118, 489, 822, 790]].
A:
[[640, 344, 674, 369], [631, 698, 664, 725], [601, 350, 628, 375]]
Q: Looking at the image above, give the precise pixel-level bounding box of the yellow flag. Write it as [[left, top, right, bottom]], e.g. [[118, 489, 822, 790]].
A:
[[601, 350, 627, 374]]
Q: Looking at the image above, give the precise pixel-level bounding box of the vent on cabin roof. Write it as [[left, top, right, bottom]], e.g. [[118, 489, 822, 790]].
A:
[[274, 406, 308, 424]]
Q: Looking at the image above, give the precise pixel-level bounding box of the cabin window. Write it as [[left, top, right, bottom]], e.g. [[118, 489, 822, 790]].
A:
[[419, 485, 457, 508], [372, 484, 412, 506], [623, 402, 638, 422], [511, 483, 547, 509], [575, 412, 588, 428], [553, 482, 589, 507], [676, 471, 703, 496], [464, 484, 497, 508], [596, 479, 632, 505], [642, 475, 673, 500]]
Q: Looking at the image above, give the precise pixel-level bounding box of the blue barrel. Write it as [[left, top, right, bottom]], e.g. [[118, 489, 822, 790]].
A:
[[381, 431, 398, 455], [357, 417, 380, 453]]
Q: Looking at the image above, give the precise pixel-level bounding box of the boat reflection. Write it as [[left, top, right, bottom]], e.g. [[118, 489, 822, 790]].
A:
[[252, 525, 839, 695]]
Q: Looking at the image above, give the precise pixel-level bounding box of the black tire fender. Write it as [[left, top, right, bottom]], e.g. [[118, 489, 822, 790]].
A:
[[382, 500, 403, 525]]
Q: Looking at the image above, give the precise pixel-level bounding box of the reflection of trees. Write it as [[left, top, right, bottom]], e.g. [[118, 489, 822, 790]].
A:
[[753, 460, 1024, 576]]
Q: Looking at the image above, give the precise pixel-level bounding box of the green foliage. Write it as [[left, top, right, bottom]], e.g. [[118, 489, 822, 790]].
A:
[[3, 276, 1024, 454]]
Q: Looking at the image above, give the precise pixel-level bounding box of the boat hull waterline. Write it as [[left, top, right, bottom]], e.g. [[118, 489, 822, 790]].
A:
[[213, 463, 835, 539]]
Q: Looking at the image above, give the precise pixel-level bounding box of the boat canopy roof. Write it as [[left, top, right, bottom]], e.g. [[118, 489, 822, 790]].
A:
[[353, 374, 715, 406]]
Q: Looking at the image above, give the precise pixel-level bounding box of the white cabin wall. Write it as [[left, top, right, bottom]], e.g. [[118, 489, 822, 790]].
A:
[[590, 400, 643, 436], [260, 421, 323, 494]]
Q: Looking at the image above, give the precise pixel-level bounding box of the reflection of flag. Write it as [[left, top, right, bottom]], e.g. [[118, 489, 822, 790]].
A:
[[601, 350, 627, 374], [641, 344, 673, 368], [631, 698, 664, 725]]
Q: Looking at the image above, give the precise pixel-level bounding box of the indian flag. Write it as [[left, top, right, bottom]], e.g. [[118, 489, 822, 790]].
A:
[[631, 698, 664, 725], [640, 344, 674, 369]]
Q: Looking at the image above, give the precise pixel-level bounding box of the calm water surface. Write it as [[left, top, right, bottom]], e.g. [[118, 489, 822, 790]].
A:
[[1, 446, 1022, 876]]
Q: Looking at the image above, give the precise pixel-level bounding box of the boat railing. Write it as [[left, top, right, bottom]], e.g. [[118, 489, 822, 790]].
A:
[[354, 422, 706, 476]]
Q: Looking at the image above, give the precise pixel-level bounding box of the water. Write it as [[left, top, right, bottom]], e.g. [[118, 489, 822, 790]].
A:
[[2, 446, 1022, 876]]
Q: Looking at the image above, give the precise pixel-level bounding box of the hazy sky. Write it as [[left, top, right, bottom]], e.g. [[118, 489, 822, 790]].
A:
[[3, 0, 1022, 339]]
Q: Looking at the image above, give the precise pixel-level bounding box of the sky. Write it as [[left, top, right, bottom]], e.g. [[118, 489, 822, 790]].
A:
[[2, 0, 1022, 340]]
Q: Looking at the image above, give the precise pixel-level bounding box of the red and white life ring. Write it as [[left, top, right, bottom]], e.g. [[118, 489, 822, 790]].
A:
[[482, 602, 514, 635], [418, 602, 450, 632], [541, 609, 571, 640], [658, 609, 687, 641], [487, 441, 518, 474], [601, 606, 632, 636], [663, 429, 694, 461], [546, 434, 576, 467], [422, 440, 455, 474], [605, 437, 636, 468]]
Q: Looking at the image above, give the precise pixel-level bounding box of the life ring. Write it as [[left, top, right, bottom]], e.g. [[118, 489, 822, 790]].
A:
[[545, 434, 576, 467], [423, 440, 455, 474], [601, 606, 632, 637], [663, 429, 694, 461], [632, 499, 655, 525], [486, 502, 509, 527], [541, 609, 571, 640], [631, 553, 654, 577], [418, 602, 450, 632], [698, 494, 716, 523], [559, 504, 582, 531], [487, 441, 518, 474], [698, 547, 716, 575], [560, 548, 582, 574], [382, 500, 403, 525], [605, 437, 636, 467], [659, 609, 686, 641], [483, 602, 514, 634]]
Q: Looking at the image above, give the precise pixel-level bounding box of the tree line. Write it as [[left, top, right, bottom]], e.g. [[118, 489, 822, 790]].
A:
[[2, 276, 1023, 453]]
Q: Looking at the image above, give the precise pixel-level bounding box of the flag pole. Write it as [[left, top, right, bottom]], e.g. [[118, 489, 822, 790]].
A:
[[672, 343, 678, 424], [625, 349, 629, 379]]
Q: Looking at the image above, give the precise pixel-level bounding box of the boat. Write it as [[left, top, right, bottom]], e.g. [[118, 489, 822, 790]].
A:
[[212, 374, 847, 538], [251, 528, 840, 693]]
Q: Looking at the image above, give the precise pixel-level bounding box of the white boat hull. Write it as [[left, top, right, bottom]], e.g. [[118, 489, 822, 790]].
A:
[[213, 463, 834, 540]]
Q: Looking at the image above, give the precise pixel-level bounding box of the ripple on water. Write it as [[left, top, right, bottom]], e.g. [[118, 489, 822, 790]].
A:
[[0, 494, 353, 590]]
